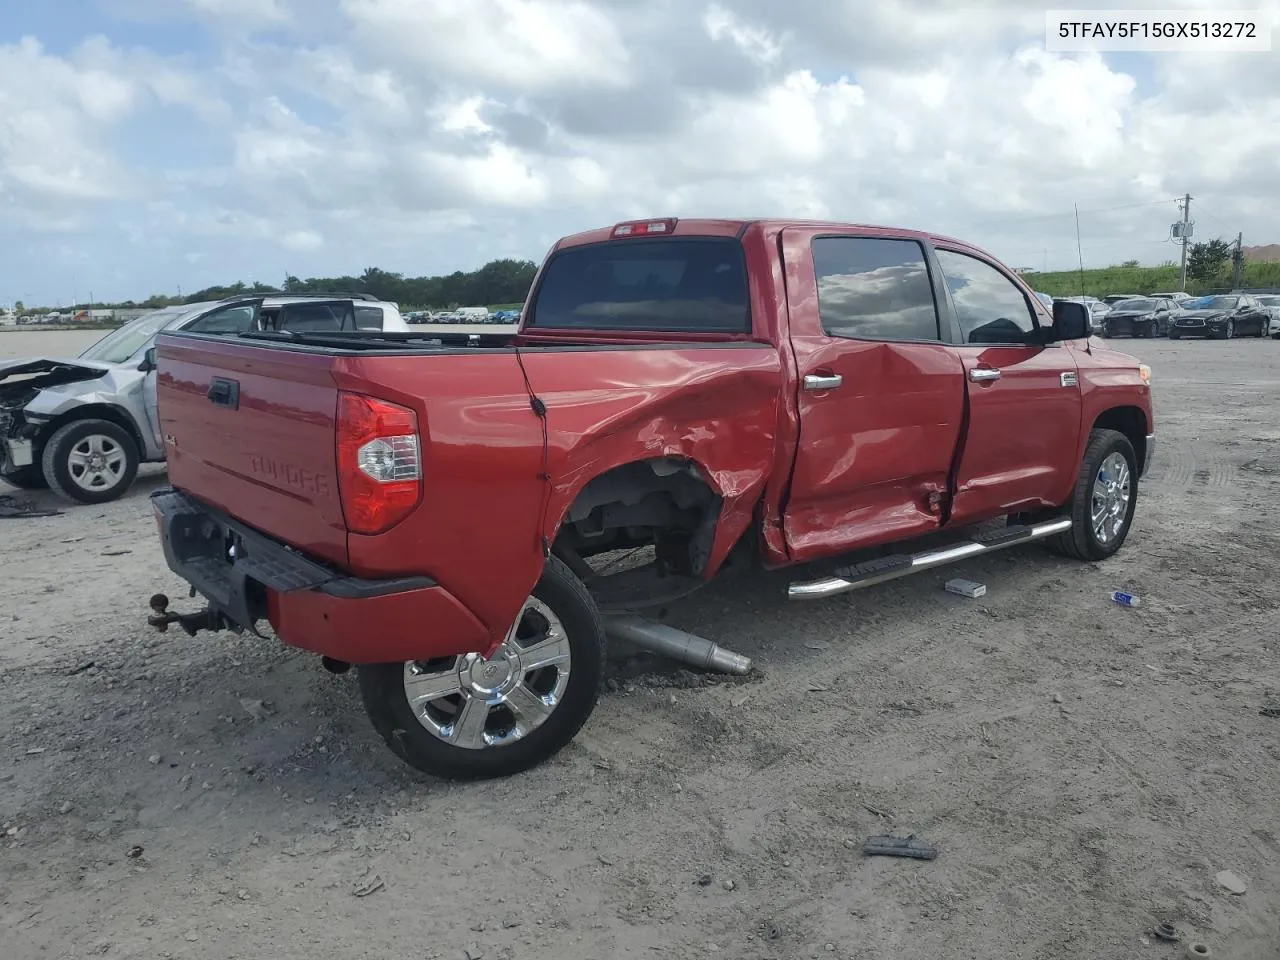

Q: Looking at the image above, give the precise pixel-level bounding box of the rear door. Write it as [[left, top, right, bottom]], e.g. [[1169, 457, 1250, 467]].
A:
[[780, 228, 967, 562], [932, 246, 1082, 524]]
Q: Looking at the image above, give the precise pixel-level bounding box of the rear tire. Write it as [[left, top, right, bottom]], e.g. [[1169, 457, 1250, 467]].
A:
[[41, 419, 139, 504], [358, 556, 605, 780], [0, 465, 48, 490], [1048, 428, 1138, 562]]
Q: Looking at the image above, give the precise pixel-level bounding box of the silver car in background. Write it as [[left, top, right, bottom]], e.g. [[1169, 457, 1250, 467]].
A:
[[0, 295, 408, 503]]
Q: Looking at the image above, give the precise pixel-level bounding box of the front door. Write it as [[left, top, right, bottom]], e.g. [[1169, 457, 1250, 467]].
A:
[[931, 247, 1083, 524], [780, 228, 967, 562]]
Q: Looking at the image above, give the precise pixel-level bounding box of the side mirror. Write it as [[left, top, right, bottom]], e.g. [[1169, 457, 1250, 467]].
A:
[[139, 347, 157, 372], [1048, 300, 1091, 342]]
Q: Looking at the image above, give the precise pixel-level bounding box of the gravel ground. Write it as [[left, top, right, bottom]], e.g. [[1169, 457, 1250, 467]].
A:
[[2, 337, 1279, 960]]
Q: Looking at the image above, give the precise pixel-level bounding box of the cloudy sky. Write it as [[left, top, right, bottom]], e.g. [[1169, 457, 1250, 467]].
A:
[[2, 0, 1278, 305]]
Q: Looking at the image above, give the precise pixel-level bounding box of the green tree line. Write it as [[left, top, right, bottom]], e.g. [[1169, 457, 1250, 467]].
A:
[[62, 258, 539, 312], [1024, 240, 1280, 298]]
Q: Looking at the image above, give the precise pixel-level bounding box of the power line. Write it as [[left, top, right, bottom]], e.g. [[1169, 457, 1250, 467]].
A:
[[968, 196, 1182, 229]]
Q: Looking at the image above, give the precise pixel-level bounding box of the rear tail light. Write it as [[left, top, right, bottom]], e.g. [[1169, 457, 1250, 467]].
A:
[[336, 391, 422, 535]]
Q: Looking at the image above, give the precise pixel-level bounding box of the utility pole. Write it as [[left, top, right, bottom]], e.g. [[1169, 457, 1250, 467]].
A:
[[1177, 193, 1192, 290], [1231, 231, 1244, 290], [1074, 203, 1086, 296]]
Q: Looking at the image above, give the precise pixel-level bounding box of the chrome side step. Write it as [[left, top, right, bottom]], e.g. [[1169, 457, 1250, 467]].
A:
[[787, 518, 1072, 601]]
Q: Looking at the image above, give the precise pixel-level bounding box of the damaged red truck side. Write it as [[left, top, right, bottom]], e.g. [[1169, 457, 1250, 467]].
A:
[[149, 218, 1154, 779]]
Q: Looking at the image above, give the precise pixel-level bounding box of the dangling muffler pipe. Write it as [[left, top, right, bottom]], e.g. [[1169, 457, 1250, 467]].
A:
[[602, 614, 752, 675]]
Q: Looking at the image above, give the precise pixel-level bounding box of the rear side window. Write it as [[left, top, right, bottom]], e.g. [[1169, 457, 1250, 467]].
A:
[[811, 237, 940, 341], [354, 306, 384, 330], [528, 238, 750, 333], [278, 302, 354, 331]]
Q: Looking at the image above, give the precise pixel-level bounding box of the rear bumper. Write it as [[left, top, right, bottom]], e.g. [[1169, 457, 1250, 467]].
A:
[[151, 488, 488, 663]]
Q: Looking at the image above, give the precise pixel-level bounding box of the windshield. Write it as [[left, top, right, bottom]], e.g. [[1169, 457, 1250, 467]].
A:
[[79, 309, 185, 363], [1183, 296, 1238, 310], [528, 237, 750, 333], [1113, 298, 1156, 311]]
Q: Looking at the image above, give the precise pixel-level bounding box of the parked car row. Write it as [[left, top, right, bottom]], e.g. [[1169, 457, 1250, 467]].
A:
[[1046, 291, 1280, 341]]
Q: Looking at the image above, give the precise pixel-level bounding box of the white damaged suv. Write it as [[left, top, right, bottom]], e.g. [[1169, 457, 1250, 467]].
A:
[[0, 294, 408, 504]]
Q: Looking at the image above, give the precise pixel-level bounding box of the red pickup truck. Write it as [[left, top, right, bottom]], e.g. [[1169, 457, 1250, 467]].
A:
[[148, 218, 1154, 779]]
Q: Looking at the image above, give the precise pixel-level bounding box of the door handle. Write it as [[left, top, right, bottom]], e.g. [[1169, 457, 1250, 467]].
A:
[[207, 377, 240, 409], [968, 367, 1001, 383], [803, 373, 843, 391]]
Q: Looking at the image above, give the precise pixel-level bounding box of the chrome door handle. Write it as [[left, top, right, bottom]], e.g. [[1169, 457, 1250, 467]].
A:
[[969, 367, 1001, 383], [803, 373, 844, 391]]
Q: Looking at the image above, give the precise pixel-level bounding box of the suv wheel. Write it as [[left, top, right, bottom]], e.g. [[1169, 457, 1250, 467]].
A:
[[358, 556, 605, 780], [41, 419, 140, 505], [1048, 428, 1138, 562]]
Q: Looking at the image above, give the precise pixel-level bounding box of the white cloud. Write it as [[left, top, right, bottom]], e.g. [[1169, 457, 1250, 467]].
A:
[[2, 0, 1280, 303], [340, 0, 631, 90]]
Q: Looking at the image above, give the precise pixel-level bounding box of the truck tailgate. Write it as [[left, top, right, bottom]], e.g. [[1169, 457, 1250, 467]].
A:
[[155, 333, 349, 565]]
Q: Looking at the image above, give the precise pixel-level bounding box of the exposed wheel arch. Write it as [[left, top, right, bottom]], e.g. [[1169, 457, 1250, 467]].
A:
[[554, 456, 723, 575], [1091, 406, 1148, 475], [34, 403, 149, 464]]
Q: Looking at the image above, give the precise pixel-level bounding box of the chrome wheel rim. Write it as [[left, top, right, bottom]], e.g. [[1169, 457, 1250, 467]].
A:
[[1226, 320, 1234, 338], [402, 597, 571, 750], [67, 434, 128, 492], [1090, 452, 1131, 545]]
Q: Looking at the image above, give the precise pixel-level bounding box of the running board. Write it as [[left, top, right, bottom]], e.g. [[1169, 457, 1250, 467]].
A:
[[787, 518, 1072, 601]]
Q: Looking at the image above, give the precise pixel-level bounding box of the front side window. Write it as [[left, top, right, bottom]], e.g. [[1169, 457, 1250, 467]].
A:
[[811, 237, 940, 341], [934, 249, 1038, 345], [528, 238, 749, 333]]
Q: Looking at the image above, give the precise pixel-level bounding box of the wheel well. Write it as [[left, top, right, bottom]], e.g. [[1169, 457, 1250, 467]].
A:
[[554, 457, 721, 577], [38, 405, 145, 459], [1092, 406, 1147, 469]]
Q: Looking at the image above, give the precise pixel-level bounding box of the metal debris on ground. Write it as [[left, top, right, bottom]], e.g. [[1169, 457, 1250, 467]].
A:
[[353, 872, 385, 897], [945, 578, 987, 599], [1111, 590, 1141, 608], [1184, 942, 1212, 959], [0, 495, 61, 519], [1152, 921, 1181, 942], [126, 845, 144, 859], [1260, 703, 1280, 718], [862, 834, 938, 860], [239, 698, 276, 721], [1214, 869, 1246, 895]]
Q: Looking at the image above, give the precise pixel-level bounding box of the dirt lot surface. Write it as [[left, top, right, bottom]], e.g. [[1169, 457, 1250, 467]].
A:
[[3, 337, 1279, 960]]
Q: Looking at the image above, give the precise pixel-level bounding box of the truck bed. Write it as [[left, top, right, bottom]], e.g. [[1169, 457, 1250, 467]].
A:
[[153, 327, 783, 643]]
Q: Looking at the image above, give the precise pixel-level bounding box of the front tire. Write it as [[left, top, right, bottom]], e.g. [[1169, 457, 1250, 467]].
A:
[[1048, 428, 1138, 562], [41, 419, 139, 504], [1223, 319, 1235, 339], [358, 556, 605, 780]]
